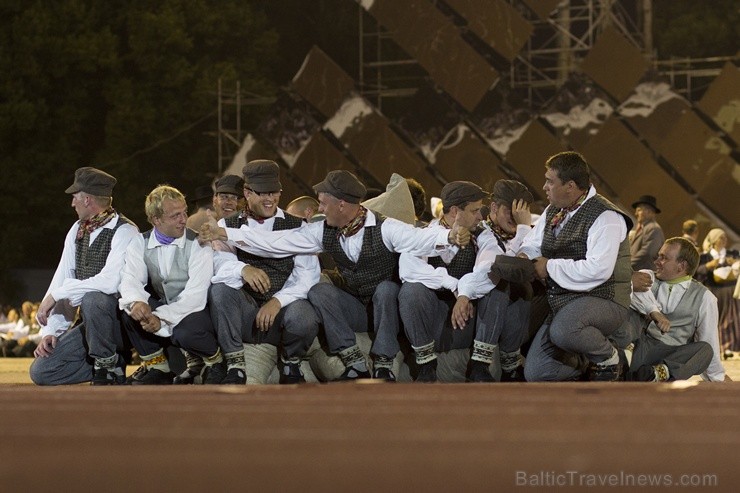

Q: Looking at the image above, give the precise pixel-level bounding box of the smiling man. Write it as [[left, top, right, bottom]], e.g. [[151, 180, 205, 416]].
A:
[[119, 185, 224, 385], [626, 237, 725, 381]]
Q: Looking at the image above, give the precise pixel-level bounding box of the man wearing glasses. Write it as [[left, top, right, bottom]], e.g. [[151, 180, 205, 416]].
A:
[[208, 160, 320, 384]]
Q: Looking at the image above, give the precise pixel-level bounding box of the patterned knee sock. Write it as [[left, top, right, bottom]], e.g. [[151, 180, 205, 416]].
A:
[[141, 348, 170, 373], [94, 354, 124, 377], [184, 350, 205, 373], [654, 363, 670, 382], [412, 342, 436, 365], [374, 355, 394, 370], [339, 345, 367, 372], [225, 349, 247, 371], [203, 348, 223, 368], [471, 341, 496, 364], [500, 349, 521, 372]]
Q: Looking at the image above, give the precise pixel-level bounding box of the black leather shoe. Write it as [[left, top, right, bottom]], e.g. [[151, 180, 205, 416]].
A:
[[173, 367, 203, 385], [221, 367, 247, 385], [279, 361, 306, 384], [587, 349, 626, 382], [467, 361, 495, 382], [372, 367, 396, 382], [203, 362, 227, 385], [499, 365, 526, 382], [415, 360, 437, 383], [91, 367, 125, 386], [130, 367, 175, 385], [335, 366, 371, 381]]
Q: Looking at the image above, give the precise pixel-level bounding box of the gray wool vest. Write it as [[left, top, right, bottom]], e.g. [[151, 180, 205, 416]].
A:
[[224, 211, 304, 304], [75, 214, 135, 280], [142, 229, 197, 304], [646, 279, 708, 346], [541, 194, 633, 314], [322, 211, 399, 305]]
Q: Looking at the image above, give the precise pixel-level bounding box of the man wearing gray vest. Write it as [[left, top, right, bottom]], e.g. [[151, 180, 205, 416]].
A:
[[626, 237, 725, 381], [30, 167, 138, 385], [120, 185, 225, 385], [209, 160, 320, 384], [199, 169, 471, 381], [520, 151, 633, 381]]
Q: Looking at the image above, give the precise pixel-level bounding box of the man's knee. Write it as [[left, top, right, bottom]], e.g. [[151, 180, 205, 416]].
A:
[[209, 283, 239, 304], [29, 358, 54, 386], [694, 341, 713, 367], [283, 301, 319, 334], [307, 282, 336, 304], [80, 291, 116, 314], [373, 280, 400, 303], [398, 282, 428, 304]]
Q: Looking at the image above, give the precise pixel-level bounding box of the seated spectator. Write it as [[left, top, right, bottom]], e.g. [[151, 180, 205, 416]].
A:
[[681, 219, 700, 249], [696, 228, 739, 359]]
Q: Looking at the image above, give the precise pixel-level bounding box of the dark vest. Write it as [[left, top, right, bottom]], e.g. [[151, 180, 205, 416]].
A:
[[428, 227, 482, 280], [322, 211, 399, 305], [225, 211, 304, 304], [541, 194, 633, 314], [75, 215, 134, 280]]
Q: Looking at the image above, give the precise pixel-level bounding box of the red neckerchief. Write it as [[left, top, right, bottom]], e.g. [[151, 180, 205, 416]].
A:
[[76, 207, 116, 241], [549, 192, 587, 232], [338, 207, 367, 238], [243, 205, 269, 224]]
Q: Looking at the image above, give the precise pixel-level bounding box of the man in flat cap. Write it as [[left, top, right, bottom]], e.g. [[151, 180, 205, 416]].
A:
[[519, 152, 633, 382], [454, 179, 535, 382], [200, 169, 470, 381], [120, 185, 226, 385], [30, 166, 139, 385], [212, 174, 245, 221], [208, 159, 321, 384], [629, 194, 664, 271], [397, 181, 488, 382], [186, 185, 215, 233]]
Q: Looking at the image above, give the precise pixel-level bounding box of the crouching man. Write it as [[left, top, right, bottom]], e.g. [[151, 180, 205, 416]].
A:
[[120, 185, 225, 385]]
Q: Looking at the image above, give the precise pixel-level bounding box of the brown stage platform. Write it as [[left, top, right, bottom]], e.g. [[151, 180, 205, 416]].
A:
[[1, 381, 738, 492]]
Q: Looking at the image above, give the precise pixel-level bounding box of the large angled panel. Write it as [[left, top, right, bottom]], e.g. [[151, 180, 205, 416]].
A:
[[696, 62, 740, 145], [445, 0, 533, 62], [291, 46, 356, 120], [393, 84, 461, 161], [505, 119, 566, 200], [521, 0, 562, 20], [325, 95, 441, 196], [542, 74, 614, 151], [363, 0, 499, 112], [256, 93, 322, 167], [291, 131, 355, 189], [430, 124, 507, 190], [581, 117, 701, 238], [580, 27, 649, 103], [617, 82, 690, 152]]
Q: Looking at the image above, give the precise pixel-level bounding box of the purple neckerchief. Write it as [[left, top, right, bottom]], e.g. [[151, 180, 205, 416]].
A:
[[154, 228, 176, 245]]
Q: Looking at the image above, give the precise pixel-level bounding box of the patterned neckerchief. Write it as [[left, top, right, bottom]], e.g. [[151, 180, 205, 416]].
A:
[[338, 206, 368, 238], [440, 215, 478, 250], [486, 217, 515, 241], [549, 191, 587, 232], [243, 205, 270, 224], [76, 207, 116, 241]]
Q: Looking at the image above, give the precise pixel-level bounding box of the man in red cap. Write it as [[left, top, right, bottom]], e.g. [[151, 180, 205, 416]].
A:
[[30, 167, 138, 385]]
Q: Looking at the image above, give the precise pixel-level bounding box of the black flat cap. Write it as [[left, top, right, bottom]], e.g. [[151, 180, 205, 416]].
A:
[[492, 180, 533, 208], [65, 167, 117, 196], [313, 170, 367, 204], [440, 181, 489, 209], [243, 160, 282, 193], [215, 174, 245, 195]]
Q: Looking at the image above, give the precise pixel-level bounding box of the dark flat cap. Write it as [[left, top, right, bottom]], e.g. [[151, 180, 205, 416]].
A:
[[492, 180, 533, 208], [440, 181, 489, 209], [65, 167, 117, 196], [190, 185, 214, 203], [631, 195, 661, 213], [489, 256, 536, 284], [313, 170, 366, 204], [215, 174, 244, 195], [243, 159, 282, 193]]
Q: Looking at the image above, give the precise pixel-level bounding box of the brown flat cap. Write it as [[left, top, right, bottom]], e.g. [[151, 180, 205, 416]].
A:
[[491, 179, 533, 208], [440, 181, 489, 209], [215, 174, 244, 195], [65, 167, 117, 196], [243, 159, 282, 193], [313, 170, 366, 204]]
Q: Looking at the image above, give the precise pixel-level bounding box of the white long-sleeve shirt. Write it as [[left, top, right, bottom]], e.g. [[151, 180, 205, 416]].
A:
[[518, 186, 627, 291], [631, 270, 724, 382], [222, 212, 452, 261], [457, 223, 532, 299], [40, 215, 138, 338], [212, 209, 320, 306], [118, 232, 213, 338]]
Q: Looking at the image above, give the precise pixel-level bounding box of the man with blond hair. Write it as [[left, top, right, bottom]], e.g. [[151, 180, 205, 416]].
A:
[[120, 185, 225, 385]]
